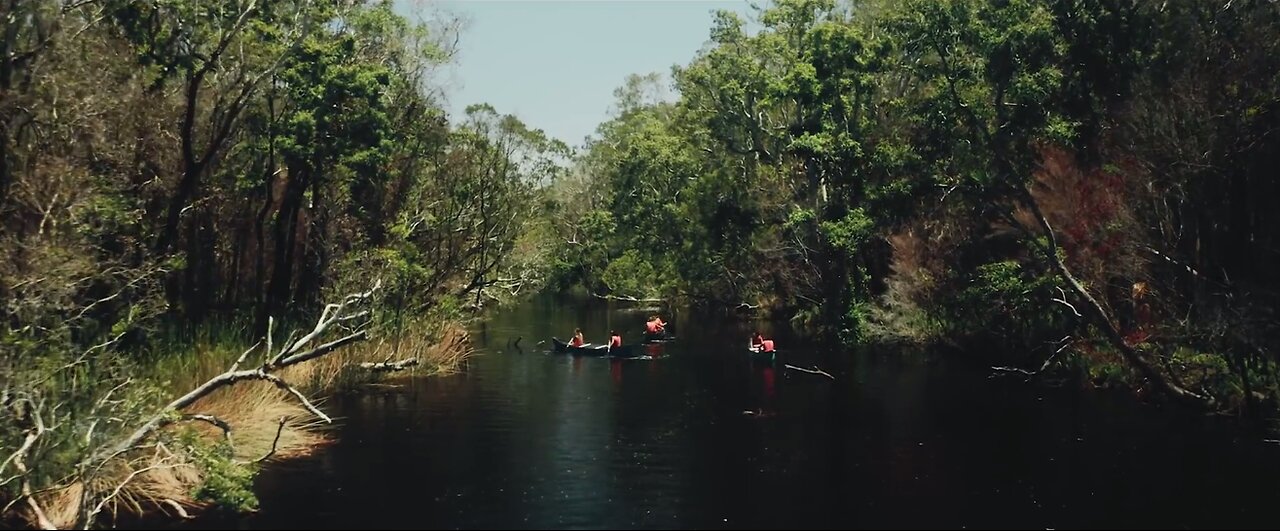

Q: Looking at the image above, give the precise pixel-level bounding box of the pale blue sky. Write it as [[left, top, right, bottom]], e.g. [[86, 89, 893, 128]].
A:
[[396, 1, 755, 149]]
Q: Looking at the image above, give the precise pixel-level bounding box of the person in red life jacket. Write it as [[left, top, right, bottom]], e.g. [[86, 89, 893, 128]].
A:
[[750, 332, 775, 353], [571, 328, 585, 347], [646, 315, 666, 335], [609, 330, 622, 349]]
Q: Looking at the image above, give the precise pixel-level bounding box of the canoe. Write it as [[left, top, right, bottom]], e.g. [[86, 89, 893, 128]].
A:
[[747, 347, 777, 363], [642, 330, 677, 343], [642, 323, 676, 343], [551, 337, 639, 358]]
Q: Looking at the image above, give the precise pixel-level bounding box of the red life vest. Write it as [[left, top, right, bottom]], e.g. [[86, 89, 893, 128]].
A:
[[610, 335, 622, 348], [646, 321, 660, 334], [571, 335, 584, 347], [761, 339, 775, 353]]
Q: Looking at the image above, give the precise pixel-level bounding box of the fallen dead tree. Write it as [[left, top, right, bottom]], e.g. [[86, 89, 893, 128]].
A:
[[990, 336, 1074, 382], [2, 281, 382, 529], [92, 280, 380, 463]]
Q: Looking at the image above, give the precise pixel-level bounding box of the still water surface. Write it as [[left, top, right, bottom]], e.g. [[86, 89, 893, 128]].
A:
[[184, 295, 1280, 529]]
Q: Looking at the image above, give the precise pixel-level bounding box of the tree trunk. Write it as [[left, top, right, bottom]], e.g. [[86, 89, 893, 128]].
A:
[[157, 162, 202, 254], [1018, 186, 1212, 408], [157, 72, 208, 254], [0, 127, 9, 208], [180, 209, 217, 322], [266, 167, 306, 320], [0, 8, 12, 211], [253, 167, 276, 331], [200, 211, 218, 314], [224, 202, 254, 310], [254, 87, 278, 331], [296, 178, 326, 310]]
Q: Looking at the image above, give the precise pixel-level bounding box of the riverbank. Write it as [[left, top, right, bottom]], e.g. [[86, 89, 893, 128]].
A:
[[2, 314, 473, 530]]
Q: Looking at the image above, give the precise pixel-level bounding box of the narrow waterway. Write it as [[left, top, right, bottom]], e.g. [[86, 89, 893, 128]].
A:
[[183, 295, 1280, 529]]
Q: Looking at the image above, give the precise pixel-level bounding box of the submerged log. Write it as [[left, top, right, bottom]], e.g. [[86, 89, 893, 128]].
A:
[[592, 292, 665, 303], [358, 358, 420, 372], [784, 364, 835, 380]]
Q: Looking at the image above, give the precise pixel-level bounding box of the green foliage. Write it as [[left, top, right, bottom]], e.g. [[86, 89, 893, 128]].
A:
[[181, 431, 260, 512], [278, 29, 393, 179], [1087, 360, 1129, 389], [600, 250, 659, 298], [1171, 347, 1242, 404], [785, 208, 816, 231], [819, 209, 873, 255], [840, 300, 873, 345], [947, 260, 1068, 346]]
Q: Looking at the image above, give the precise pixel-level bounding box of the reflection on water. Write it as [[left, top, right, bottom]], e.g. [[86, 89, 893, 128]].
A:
[[174, 294, 1280, 530]]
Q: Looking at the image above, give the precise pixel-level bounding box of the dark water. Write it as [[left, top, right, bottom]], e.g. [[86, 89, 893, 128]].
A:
[[184, 295, 1280, 529]]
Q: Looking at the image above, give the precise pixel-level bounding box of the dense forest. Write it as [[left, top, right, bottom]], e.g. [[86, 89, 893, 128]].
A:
[[1, 0, 565, 527], [545, 0, 1280, 412], [3, 0, 1279, 528]]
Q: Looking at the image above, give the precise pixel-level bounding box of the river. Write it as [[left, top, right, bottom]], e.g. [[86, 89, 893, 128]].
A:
[[180, 294, 1280, 529]]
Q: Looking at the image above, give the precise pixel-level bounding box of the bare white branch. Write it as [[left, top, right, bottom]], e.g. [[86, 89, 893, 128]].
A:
[[266, 316, 275, 365], [251, 417, 288, 464], [991, 337, 1074, 380], [91, 281, 379, 465], [2, 399, 56, 530], [784, 364, 835, 380], [228, 341, 261, 372], [178, 414, 233, 444], [83, 458, 185, 530], [358, 358, 420, 372], [276, 331, 367, 368], [256, 372, 331, 423], [160, 499, 193, 520], [1051, 286, 1083, 317]]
